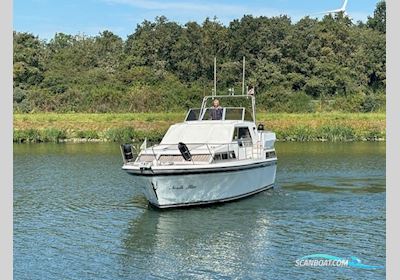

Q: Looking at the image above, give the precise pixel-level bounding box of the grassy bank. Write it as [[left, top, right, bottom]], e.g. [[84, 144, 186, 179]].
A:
[[13, 112, 386, 143]]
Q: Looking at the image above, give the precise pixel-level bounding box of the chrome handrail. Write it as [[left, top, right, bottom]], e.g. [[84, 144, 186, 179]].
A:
[[139, 140, 264, 164], [151, 146, 158, 165], [205, 144, 212, 158]]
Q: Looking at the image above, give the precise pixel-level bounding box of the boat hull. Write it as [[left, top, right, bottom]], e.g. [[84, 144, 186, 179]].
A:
[[127, 161, 277, 208]]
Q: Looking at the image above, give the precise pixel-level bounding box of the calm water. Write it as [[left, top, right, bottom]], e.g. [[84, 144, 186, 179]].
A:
[[14, 143, 386, 280]]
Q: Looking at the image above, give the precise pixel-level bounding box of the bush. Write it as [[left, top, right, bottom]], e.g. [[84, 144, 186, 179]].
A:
[[26, 89, 58, 111], [13, 130, 27, 143], [291, 126, 315, 141], [13, 87, 27, 103], [13, 88, 33, 113], [362, 127, 385, 141], [13, 129, 41, 143], [41, 128, 67, 142], [135, 129, 166, 142], [362, 93, 386, 112], [75, 130, 99, 139], [275, 125, 315, 141], [332, 92, 365, 112], [13, 128, 67, 143], [14, 99, 32, 113], [258, 87, 292, 112], [318, 125, 356, 141], [258, 88, 315, 113], [286, 92, 314, 113], [105, 127, 136, 142]]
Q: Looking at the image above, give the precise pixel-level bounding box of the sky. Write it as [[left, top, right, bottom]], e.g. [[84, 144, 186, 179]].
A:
[[14, 0, 380, 40]]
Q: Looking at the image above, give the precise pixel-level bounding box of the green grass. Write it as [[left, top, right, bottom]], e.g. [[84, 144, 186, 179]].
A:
[[75, 130, 99, 140], [14, 112, 184, 123], [13, 128, 67, 143], [13, 112, 386, 143]]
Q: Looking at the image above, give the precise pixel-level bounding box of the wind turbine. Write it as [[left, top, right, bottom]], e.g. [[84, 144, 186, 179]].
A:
[[314, 0, 349, 17]]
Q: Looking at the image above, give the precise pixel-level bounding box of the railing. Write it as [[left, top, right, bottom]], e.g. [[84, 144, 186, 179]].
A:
[[136, 140, 264, 166]]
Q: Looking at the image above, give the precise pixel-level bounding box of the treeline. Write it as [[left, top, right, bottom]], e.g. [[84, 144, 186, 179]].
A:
[[13, 1, 386, 113]]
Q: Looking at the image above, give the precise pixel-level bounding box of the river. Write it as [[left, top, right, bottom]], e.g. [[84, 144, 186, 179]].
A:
[[14, 142, 386, 279]]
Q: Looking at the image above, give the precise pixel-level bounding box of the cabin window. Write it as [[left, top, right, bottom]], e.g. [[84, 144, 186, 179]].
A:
[[233, 127, 252, 140], [266, 151, 276, 158], [233, 127, 253, 147], [239, 127, 251, 140], [214, 151, 236, 161], [225, 108, 244, 120], [185, 109, 201, 121], [244, 109, 253, 121]]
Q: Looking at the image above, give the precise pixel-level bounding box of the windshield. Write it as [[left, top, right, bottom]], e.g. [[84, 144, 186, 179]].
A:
[[185, 109, 201, 121], [225, 108, 244, 120], [201, 108, 223, 121]]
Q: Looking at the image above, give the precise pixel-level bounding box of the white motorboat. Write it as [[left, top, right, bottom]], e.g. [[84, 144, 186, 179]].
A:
[[120, 94, 277, 208], [121, 57, 277, 208]]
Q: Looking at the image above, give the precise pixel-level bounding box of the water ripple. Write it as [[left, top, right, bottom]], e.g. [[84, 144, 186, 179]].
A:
[[14, 143, 386, 280]]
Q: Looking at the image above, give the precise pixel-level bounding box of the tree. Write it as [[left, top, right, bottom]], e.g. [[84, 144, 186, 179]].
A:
[[367, 1, 386, 33], [125, 16, 182, 71], [13, 32, 45, 87], [170, 22, 205, 82], [13, 8, 386, 113], [94, 31, 124, 73]]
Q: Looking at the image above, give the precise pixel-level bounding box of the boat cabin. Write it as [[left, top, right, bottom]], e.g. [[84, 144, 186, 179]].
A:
[[160, 121, 256, 146], [126, 95, 276, 166]]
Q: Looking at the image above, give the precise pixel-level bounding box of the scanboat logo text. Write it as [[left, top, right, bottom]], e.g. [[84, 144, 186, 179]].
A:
[[295, 254, 384, 269]]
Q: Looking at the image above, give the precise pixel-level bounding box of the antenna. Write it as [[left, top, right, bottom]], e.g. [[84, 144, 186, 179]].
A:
[[213, 57, 217, 97], [242, 56, 246, 95]]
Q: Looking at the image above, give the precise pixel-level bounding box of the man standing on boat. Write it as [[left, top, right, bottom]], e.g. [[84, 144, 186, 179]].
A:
[[210, 99, 223, 120]]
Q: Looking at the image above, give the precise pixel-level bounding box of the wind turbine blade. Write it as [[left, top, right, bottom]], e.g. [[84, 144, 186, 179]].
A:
[[311, 9, 340, 16], [326, 10, 340, 14], [341, 0, 349, 10], [310, 11, 328, 16]]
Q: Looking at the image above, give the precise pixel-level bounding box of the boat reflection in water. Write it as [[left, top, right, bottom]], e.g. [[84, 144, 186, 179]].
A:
[[120, 193, 277, 279]]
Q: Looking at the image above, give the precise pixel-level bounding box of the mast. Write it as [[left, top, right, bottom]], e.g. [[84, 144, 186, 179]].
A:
[[213, 57, 217, 97], [242, 56, 246, 95]]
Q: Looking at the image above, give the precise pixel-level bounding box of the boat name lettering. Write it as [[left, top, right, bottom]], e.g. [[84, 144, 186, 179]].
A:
[[171, 184, 197, 190]]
